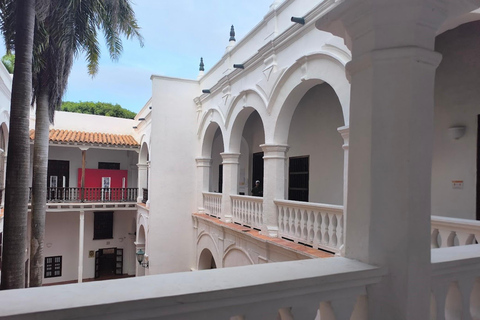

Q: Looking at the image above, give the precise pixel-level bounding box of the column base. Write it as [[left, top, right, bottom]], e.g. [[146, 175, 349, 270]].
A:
[[262, 226, 279, 238], [224, 214, 233, 223]]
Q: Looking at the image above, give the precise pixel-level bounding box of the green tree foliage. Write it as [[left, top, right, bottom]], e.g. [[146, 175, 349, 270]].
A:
[[61, 101, 136, 119], [1, 53, 14, 73]]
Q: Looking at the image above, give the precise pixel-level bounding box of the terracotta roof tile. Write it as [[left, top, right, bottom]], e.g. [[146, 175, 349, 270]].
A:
[[30, 129, 139, 147]]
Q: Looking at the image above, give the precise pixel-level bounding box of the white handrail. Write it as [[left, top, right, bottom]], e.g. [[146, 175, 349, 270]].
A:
[[275, 199, 344, 253], [203, 192, 222, 218], [0, 257, 382, 320], [431, 215, 480, 248], [431, 244, 480, 319], [231, 195, 263, 229]]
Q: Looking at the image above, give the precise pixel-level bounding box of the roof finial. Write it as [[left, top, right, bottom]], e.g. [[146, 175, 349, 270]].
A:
[[229, 25, 236, 42], [199, 57, 205, 72]]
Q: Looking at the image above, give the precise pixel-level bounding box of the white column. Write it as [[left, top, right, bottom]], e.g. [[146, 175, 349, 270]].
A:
[[260, 144, 289, 237], [137, 163, 148, 203], [324, 2, 448, 318], [195, 157, 211, 213], [337, 126, 349, 256], [78, 210, 85, 283], [146, 160, 151, 208], [220, 153, 240, 222]]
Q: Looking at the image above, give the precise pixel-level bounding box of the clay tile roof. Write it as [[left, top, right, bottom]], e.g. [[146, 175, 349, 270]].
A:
[[29, 129, 139, 147]]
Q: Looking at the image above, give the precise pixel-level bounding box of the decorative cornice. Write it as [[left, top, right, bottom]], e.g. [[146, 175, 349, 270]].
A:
[[197, 0, 339, 105]]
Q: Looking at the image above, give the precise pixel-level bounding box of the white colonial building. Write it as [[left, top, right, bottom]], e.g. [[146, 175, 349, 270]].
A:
[[1, 0, 480, 319]]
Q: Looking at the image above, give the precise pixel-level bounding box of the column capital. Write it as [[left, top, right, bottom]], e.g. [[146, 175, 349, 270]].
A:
[[337, 125, 349, 150], [195, 157, 212, 167], [137, 163, 148, 169], [346, 46, 442, 78], [260, 144, 289, 159], [220, 152, 240, 164]]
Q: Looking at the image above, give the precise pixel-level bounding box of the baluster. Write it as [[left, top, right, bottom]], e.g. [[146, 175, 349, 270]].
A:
[[278, 307, 294, 320], [445, 281, 462, 320], [458, 278, 474, 320], [329, 213, 337, 248], [438, 229, 453, 248], [320, 212, 327, 245], [337, 213, 344, 249], [456, 232, 475, 246], [330, 295, 358, 320], [290, 301, 320, 319], [312, 211, 319, 248]]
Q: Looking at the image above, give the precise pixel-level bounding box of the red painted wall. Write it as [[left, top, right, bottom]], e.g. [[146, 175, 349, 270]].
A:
[[77, 169, 128, 188]]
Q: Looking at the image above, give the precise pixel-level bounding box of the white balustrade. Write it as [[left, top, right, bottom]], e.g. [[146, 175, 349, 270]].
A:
[[275, 199, 344, 254], [203, 192, 222, 218], [0, 257, 382, 320], [431, 216, 480, 248], [430, 244, 480, 320], [231, 195, 263, 229]]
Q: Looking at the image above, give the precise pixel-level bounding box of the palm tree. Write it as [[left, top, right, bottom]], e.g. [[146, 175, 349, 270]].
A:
[[28, 0, 143, 287], [0, 0, 37, 290]]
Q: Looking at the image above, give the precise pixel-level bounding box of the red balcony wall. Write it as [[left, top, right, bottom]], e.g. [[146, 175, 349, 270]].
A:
[[77, 169, 128, 188]]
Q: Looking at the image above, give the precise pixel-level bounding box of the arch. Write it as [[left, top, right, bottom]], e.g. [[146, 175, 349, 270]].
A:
[[223, 247, 254, 268], [198, 109, 227, 158], [438, 9, 480, 35], [227, 90, 267, 153], [198, 248, 217, 270], [137, 224, 146, 245], [197, 232, 221, 269], [1, 122, 8, 153], [139, 141, 149, 164], [269, 53, 349, 144]]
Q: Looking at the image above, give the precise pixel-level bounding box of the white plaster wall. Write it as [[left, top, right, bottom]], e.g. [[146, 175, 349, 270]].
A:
[[288, 83, 344, 204], [0, 61, 12, 128], [432, 21, 480, 219], [198, 0, 325, 90], [43, 210, 137, 284], [46, 146, 138, 188], [43, 212, 79, 284], [223, 249, 253, 268], [210, 128, 224, 193], [195, 217, 312, 270], [82, 210, 137, 279], [48, 111, 136, 135], [148, 76, 199, 274]]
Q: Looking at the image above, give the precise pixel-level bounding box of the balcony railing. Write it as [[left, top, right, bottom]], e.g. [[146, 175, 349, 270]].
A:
[[142, 188, 148, 204], [275, 199, 344, 254], [431, 215, 480, 248], [231, 195, 263, 229], [29, 187, 138, 203], [203, 192, 222, 218], [0, 257, 383, 319], [431, 244, 480, 319]]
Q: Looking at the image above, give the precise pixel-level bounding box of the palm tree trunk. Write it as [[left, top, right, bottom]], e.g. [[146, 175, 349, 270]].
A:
[[1, 0, 36, 290], [29, 88, 49, 287]]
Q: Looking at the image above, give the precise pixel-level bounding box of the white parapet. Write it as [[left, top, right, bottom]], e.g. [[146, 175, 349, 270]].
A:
[[0, 257, 382, 320]]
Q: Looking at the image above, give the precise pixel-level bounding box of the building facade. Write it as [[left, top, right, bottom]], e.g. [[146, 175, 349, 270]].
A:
[[1, 0, 480, 319]]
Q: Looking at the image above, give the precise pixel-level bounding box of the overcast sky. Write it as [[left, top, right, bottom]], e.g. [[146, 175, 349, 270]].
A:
[[60, 0, 275, 113]]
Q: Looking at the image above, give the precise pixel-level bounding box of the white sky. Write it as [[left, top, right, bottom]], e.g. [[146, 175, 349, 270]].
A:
[[61, 0, 275, 113]]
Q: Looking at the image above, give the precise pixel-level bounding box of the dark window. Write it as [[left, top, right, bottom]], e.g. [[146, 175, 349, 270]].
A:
[[252, 152, 264, 189], [289, 156, 309, 202], [44, 256, 62, 278], [94, 212, 114, 240], [47, 160, 69, 188], [218, 164, 223, 193], [98, 162, 120, 170]]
